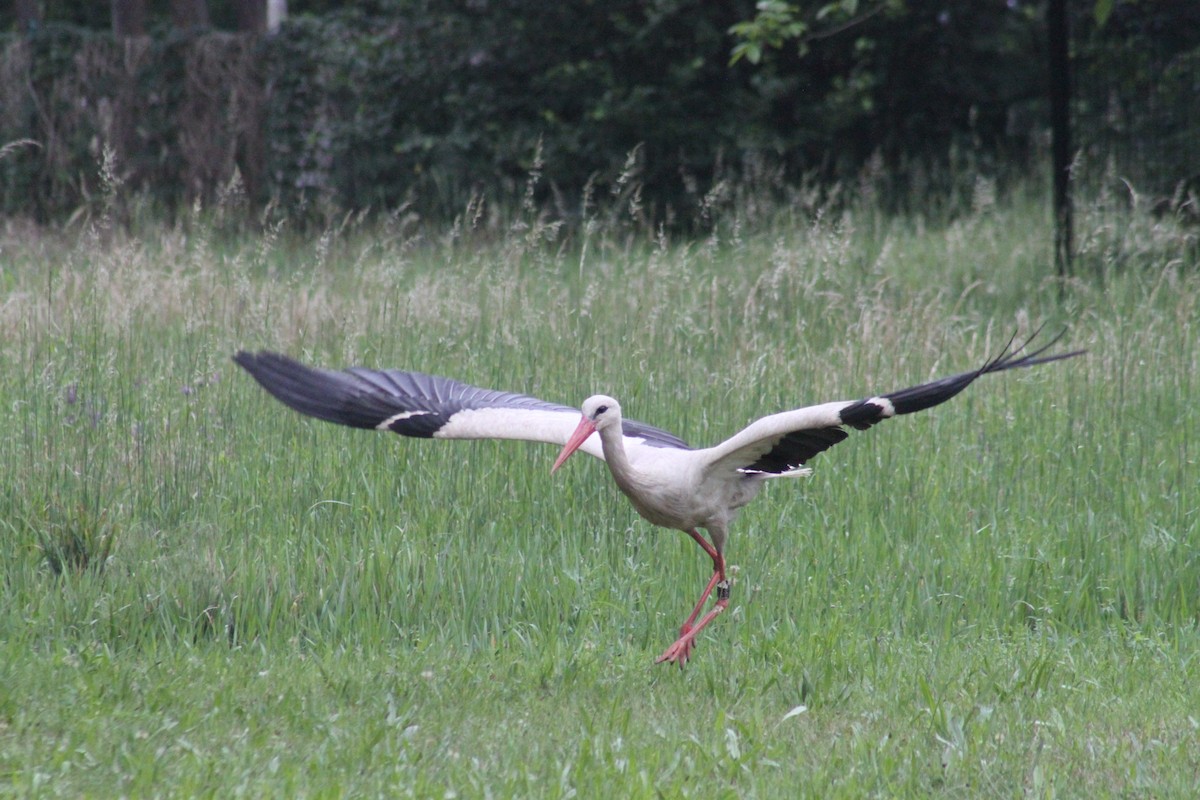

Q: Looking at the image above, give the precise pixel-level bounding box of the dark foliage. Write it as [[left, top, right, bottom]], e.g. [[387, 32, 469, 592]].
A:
[[1, 0, 1196, 225]]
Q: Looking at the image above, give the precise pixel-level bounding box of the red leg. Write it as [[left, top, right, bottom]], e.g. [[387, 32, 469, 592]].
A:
[[679, 569, 723, 632], [655, 529, 728, 667], [656, 591, 728, 667], [682, 527, 721, 564]]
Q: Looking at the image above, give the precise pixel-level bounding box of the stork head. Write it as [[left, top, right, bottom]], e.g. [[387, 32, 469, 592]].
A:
[[551, 394, 621, 473], [580, 394, 621, 428]]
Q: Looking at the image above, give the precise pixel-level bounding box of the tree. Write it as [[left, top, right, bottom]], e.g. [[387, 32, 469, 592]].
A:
[[268, 0, 287, 32], [1047, 0, 1072, 279], [111, 0, 147, 36], [171, 0, 210, 30], [15, 0, 43, 31], [729, 1, 901, 65], [232, 0, 265, 33]]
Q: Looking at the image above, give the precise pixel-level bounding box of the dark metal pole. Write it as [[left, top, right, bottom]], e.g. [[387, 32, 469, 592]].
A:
[[1048, 0, 1073, 283]]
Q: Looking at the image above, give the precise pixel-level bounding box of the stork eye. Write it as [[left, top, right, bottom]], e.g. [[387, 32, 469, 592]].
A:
[[595, 405, 609, 415]]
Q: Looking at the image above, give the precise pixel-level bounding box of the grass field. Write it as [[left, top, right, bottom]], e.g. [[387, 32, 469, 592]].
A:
[[1, 181, 1198, 797]]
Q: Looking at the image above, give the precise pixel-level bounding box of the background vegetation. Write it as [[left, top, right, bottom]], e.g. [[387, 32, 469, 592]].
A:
[[2, 0, 1197, 795], [0, 164, 1196, 794], [2, 0, 1198, 225]]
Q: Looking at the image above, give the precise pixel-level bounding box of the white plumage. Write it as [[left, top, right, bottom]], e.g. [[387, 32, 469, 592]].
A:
[[235, 331, 1082, 666]]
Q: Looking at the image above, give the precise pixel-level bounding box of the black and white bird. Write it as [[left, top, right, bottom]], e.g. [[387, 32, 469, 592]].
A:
[[234, 332, 1081, 666]]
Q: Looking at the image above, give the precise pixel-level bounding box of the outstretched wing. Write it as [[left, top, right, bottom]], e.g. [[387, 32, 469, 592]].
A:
[[701, 330, 1083, 478], [233, 351, 690, 460]]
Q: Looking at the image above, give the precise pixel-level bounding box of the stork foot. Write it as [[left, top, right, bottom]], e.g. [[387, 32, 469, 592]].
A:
[[656, 624, 697, 668], [655, 634, 696, 668], [655, 588, 729, 668]]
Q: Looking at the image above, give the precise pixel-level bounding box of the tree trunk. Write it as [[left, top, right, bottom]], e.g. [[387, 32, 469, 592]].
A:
[[233, 0, 266, 34], [1047, 0, 1073, 281], [171, 0, 211, 31], [16, 0, 43, 31], [111, 0, 147, 37], [267, 0, 287, 33]]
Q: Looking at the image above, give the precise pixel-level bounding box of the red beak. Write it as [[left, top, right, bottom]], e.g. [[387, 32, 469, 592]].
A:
[[552, 416, 596, 473]]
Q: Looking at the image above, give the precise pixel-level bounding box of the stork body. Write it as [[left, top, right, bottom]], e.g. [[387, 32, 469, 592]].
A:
[[234, 333, 1081, 666]]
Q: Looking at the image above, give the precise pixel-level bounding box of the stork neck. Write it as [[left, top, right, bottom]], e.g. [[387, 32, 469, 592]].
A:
[[597, 422, 637, 486]]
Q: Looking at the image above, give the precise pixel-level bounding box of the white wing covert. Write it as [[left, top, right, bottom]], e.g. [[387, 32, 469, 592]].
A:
[[233, 351, 691, 461]]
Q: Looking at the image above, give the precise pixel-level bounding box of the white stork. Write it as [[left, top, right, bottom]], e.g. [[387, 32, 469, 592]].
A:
[[233, 331, 1082, 667]]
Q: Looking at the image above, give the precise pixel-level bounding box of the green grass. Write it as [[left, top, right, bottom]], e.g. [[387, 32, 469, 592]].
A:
[[1, 186, 1197, 797]]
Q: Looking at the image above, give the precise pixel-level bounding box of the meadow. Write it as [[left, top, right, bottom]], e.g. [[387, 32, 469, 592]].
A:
[[1, 174, 1197, 797]]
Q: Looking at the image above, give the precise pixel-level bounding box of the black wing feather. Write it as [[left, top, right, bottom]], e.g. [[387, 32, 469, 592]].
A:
[[743, 427, 849, 473], [839, 328, 1084, 431], [233, 351, 691, 449], [741, 328, 1083, 474]]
